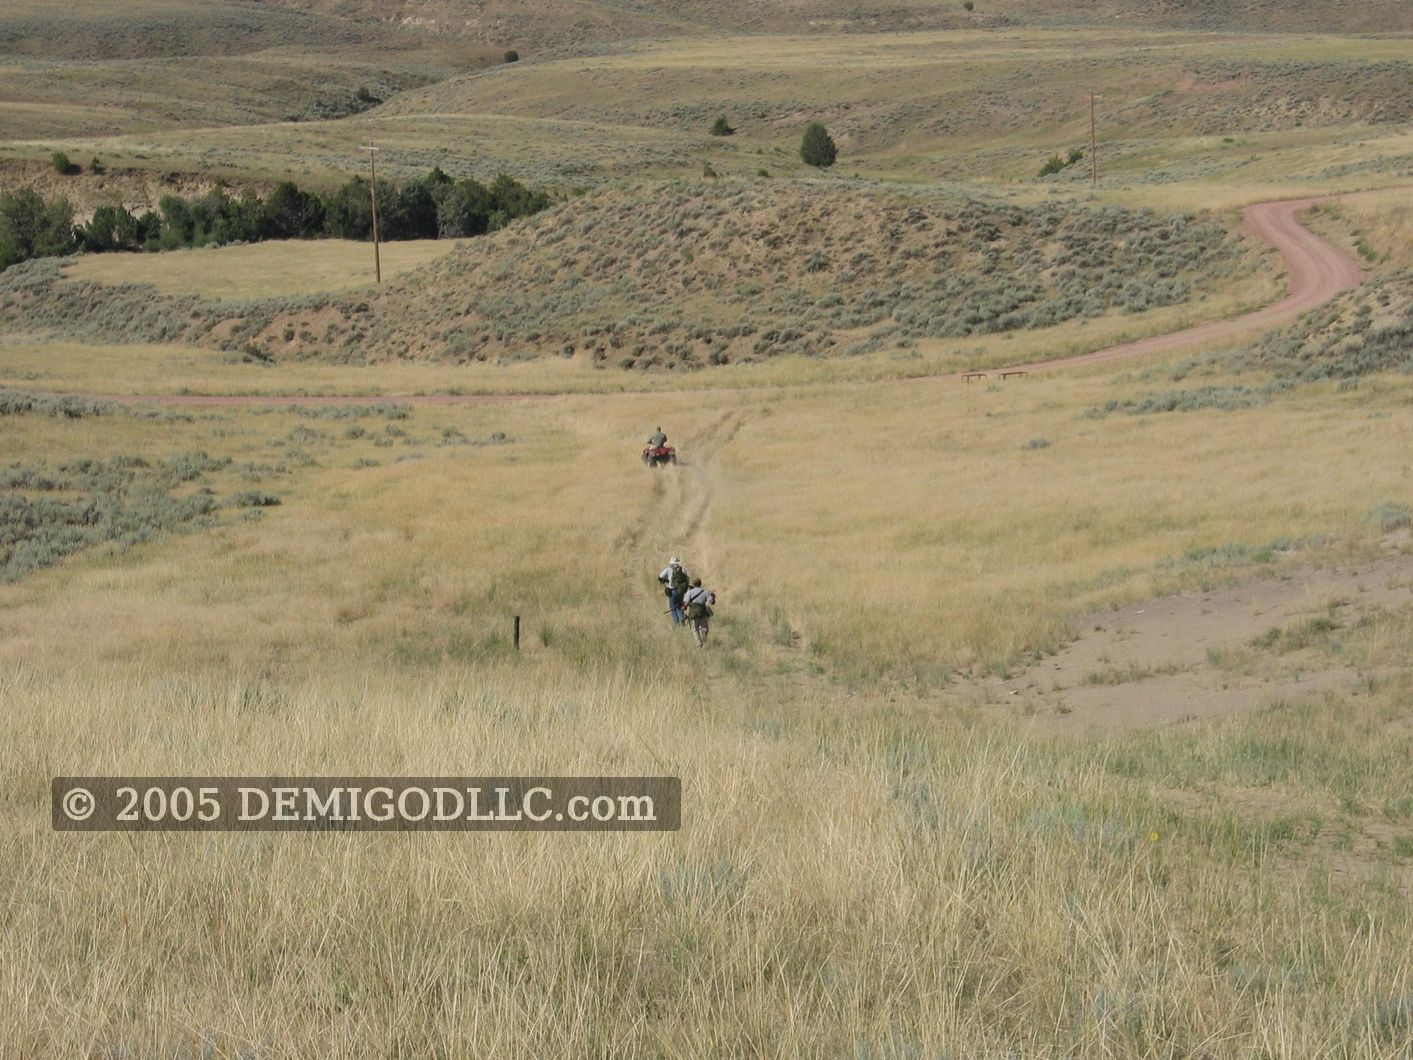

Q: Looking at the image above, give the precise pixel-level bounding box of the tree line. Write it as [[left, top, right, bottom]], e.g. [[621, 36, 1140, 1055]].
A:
[[0, 168, 552, 272]]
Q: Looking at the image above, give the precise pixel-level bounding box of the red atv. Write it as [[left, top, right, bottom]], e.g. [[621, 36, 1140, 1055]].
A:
[[642, 444, 677, 467]]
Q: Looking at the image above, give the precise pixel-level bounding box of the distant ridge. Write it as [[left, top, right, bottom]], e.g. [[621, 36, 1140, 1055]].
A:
[[252, 0, 1412, 47]]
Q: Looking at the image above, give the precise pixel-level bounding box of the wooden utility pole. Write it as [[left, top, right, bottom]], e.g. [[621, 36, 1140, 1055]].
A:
[[1089, 94, 1097, 186], [359, 143, 382, 283]]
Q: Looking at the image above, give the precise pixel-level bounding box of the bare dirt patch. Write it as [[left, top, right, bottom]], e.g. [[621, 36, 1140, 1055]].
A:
[[983, 549, 1413, 731]]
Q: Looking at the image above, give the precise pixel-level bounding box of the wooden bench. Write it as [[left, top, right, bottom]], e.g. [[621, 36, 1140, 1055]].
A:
[[963, 372, 987, 382], [1001, 370, 1028, 379]]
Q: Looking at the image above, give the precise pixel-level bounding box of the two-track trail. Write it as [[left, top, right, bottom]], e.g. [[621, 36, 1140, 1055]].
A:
[[612, 411, 746, 602]]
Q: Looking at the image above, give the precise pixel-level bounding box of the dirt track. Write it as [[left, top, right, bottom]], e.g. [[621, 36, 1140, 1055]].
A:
[[24, 195, 1369, 407], [997, 196, 1367, 376]]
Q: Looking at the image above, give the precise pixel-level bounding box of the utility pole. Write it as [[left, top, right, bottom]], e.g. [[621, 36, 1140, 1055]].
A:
[[1089, 93, 1098, 187], [358, 143, 382, 283]]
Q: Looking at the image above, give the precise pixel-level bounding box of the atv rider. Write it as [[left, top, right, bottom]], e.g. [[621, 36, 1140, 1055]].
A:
[[658, 556, 690, 624], [683, 577, 716, 647], [648, 427, 667, 449]]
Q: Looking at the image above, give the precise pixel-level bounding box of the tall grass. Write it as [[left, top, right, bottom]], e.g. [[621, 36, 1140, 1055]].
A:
[[2, 353, 1411, 1056]]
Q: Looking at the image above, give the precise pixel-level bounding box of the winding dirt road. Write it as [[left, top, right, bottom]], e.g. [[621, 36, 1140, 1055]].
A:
[[997, 196, 1366, 376], [31, 196, 1368, 407]]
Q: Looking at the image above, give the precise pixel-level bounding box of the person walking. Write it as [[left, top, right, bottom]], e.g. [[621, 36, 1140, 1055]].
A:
[[682, 577, 716, 648], [658, 556, 690, 624]]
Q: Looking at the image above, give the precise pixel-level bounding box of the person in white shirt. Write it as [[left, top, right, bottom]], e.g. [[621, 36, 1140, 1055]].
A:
[[658, 556, 689, 624]]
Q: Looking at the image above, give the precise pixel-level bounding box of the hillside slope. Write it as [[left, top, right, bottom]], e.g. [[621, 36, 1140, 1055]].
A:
[[258, 0, 1413, 45], [0, 181, 1250, 369], [0, 2, 492, 140], [0, 0, 389, 60]]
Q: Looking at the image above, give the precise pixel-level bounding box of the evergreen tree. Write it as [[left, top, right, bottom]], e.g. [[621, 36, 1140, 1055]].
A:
[[800, 122, 838, 168]]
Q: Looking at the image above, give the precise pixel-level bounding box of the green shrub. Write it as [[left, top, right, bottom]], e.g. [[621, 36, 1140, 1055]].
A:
[[710, 115, 735, 136], [227, 490, 282, 508], [0, 188, 77, 270], [800, 123, 837, 168], [50, 151, 77, 176], [503, 49, 519, 63]]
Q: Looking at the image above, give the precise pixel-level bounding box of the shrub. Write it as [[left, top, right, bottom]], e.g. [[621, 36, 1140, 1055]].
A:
[[1039, 150, 1085, 178], [800, 123, 838, 168], [0, 188, 77, 270], [89, 157, 104, 175], [227, 490, 282, 508], [710, 115, 735, 136], [503, 49, 519, 63], [0, 453, 231, 582], [77, 205, 153, 253], [1366, 502, 1413, 534], [962, 0, 975, 9], [263, 182, 325, 239], [50, 151, 77, 176]]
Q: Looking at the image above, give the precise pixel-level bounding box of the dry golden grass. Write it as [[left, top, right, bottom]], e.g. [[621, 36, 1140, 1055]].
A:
[[63, 239, 462, 300], [1316, 185, 1413, 271], [2, 355, 1412, 1056]]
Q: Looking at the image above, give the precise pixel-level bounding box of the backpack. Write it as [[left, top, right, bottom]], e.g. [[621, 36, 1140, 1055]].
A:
[[684, 589, 712, 621], [670, 566, 690, 591]]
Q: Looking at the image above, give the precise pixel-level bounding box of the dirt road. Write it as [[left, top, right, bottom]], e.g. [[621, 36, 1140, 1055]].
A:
[[996, 196, 1366, 376], [17, 196, 1368, 406]]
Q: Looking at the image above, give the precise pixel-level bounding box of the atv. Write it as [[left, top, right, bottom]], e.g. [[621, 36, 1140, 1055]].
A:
[[642, 445, 677, 467]]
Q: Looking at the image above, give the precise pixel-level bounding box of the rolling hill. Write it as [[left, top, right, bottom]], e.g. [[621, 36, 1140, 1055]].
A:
[[258, 0, 1413, 43], [0, 180, 1256, 369]]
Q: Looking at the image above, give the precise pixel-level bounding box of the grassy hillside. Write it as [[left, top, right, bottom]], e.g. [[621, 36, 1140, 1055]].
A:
[[0, 0, 497, 142], [264, 0, 1413, 41], [389, 30, 1413, 146], [5, 29, 1406, 195], [0, 0, 389, 59], [0, 50, 474, 142], [0, 181, 1257, 368]]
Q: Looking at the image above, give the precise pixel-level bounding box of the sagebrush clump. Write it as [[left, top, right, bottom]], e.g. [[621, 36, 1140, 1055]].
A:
[[0, 452, 241, 581]]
